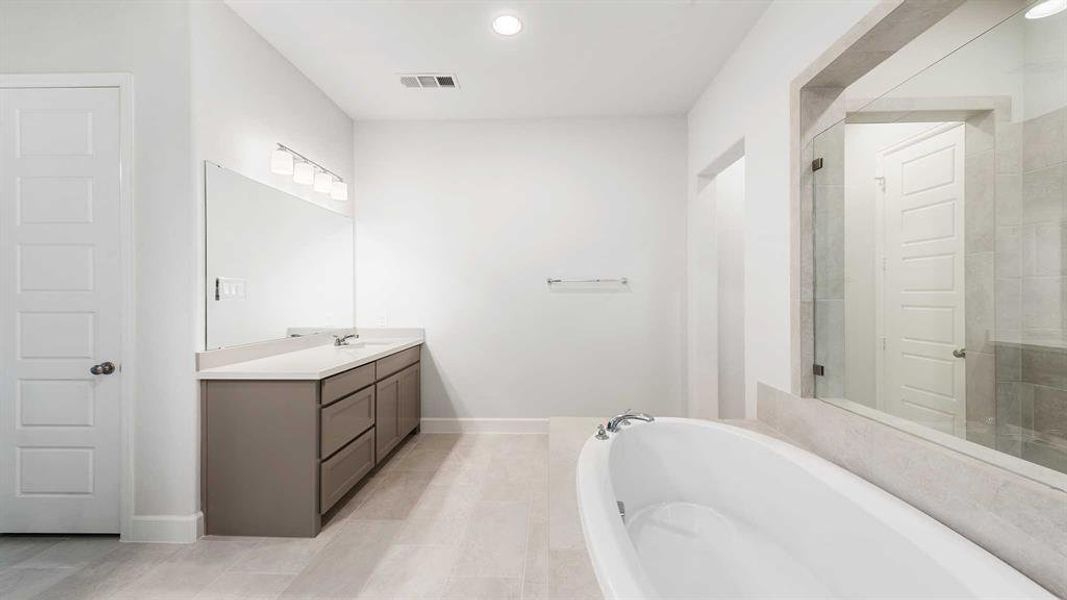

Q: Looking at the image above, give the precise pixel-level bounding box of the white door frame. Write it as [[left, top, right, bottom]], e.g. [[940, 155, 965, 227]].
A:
[[874, 121, 965, 424], [1, 73, 135, 539]]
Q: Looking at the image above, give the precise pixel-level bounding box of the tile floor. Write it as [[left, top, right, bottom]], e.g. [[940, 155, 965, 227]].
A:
[[0, 433, 602, 600]]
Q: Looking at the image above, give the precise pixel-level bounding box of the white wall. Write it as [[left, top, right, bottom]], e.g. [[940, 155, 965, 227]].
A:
[[715, 158, 747, 419], [190, 0, 356, 350], [354, 118, 687, 421], [687, 0, 878, 414], [0, 0, 199, 535], [190, 0, 354, 215], [687, 180, 719, 419]]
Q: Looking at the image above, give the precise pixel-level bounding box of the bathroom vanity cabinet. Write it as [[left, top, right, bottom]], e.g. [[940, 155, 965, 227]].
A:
[[202, 344, 421, 537]]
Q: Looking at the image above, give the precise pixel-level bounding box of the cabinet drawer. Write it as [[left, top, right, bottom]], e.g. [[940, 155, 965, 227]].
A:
[[321, 387, 374, 458], [375, 346, 420, 379], [321, 363, 375, 406], [320, 428, 375, 513]]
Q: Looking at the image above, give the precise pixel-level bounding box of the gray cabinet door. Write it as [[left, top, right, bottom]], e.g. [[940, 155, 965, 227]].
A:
[[375, 375, 401, 460], [398, 363, 420, 437]]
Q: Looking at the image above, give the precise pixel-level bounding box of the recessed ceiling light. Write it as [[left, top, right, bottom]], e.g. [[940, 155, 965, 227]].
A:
[[1025, 0, 1066, 19], [492, 14, 522, 36]]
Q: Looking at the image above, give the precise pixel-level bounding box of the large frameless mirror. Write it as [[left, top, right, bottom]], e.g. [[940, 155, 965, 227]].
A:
[[811, 5, 1066, 475], [205, 163, 354, 349]]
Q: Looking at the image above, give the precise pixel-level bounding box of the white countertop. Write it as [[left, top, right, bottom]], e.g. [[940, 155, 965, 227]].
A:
[[196, 337, 423, 380]]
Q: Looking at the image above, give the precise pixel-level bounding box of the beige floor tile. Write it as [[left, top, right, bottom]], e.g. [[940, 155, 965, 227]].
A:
[[392, 446, 455, 473], [443, 576, 522, 599], [393, 514, 470, 547], [521, 578, 548, 600], [0, 566, 75, 600], [480, 464, 546, 502], [451, 501, 530, 579], [0, 536, 64, 568], [549, 421, 597, 552], [523, 519, 548, 585], [280, 519, 401, 599], [546, 549, 601, 600], [409, 433, 465, 450], [113, 539, 256, 599], [230, 537, 331, 575], [350, 471, 435, 520], [406, 483, 480, 521], [0, 434, 574, 600], [195, 571, 296, 599], [427, 458, 491, 488], [530, 489, 550, 524], [28, 542, 180, 600], [357, 544, 456, 598], [15, 536, 120, 569]]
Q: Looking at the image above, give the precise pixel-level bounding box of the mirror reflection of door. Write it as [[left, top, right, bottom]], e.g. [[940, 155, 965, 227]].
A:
[[876, 123, 966, 436]]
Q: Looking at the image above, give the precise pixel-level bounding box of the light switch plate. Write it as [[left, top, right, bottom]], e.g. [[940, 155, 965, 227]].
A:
[[215, 277, 247, 301]]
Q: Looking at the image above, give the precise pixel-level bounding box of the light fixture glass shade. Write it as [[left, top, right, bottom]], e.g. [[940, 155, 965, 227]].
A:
[[293, 161, 315, 185], [270, 148, 294, 175], [492, 14, 522, 35], [314, 170, 333, 193], [1025, 0, 1066, 18], [330, 180, 348, 201]]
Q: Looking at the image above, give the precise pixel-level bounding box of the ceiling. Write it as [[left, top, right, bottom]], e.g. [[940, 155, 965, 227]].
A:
[[225, 1, 771, 120]]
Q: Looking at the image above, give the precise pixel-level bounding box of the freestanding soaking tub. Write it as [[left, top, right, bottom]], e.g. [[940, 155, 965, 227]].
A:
[[577, 418, 1051, 599]]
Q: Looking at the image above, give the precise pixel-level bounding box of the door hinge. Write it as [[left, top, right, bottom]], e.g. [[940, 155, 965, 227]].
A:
[[881, 337, 887, 351], [214, 277, 220, 301], [812, 363, 825, 376], [812, 157, 824, 172]]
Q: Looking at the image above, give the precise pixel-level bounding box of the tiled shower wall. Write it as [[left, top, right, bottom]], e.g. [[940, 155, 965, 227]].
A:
[[994, 104, 1067, 472]]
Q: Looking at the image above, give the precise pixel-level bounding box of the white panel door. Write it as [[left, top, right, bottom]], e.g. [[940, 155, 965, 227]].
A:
[[0, 87, 122, 533], [879, 123, 966, 436]]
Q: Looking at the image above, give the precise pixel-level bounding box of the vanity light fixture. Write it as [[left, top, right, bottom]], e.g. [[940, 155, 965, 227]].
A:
[[269, 148, 294, 175], [1025, 0, 1066, 18], [492, 14, 522, 36], [313, 169, 333, 193], [272, 143, 346, 195], [330, 180, 348, 202], [293, 161, 315, 185]]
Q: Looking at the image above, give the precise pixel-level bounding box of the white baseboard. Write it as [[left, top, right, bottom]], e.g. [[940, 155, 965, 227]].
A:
[[420, 418, 548, 434], [124, 512, 203, 543]]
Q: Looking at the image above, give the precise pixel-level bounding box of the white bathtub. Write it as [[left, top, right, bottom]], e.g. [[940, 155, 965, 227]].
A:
[[576, 418, 1051, 599]]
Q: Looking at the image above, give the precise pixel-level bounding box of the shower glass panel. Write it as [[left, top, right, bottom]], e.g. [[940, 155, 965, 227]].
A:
[[812, 5, 1066, 475]]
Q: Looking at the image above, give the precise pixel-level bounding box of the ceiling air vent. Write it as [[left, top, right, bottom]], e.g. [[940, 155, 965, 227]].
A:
[[398, 74, 459, 89]]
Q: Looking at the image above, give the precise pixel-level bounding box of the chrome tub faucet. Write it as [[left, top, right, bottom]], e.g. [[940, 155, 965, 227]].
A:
[[606, 410, 654, 433]]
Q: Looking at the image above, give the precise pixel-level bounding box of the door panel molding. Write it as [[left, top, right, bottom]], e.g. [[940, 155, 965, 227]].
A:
[[1, 73, 135, 540], [876, 122, 966, 437]]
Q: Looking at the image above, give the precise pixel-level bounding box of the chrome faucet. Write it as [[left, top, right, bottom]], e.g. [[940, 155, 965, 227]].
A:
[[606, 410, 654, 433], [333, 333, 359, 346]]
